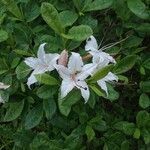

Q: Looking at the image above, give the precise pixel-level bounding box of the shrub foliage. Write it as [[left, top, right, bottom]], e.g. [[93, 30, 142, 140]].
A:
[[0, 0, 150, 149]]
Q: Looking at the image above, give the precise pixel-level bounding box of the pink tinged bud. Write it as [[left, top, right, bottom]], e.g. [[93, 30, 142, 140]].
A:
[[58, 50, 68, 67]]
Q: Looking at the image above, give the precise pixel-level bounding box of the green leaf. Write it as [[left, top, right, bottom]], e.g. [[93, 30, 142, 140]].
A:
[[2, 0, 23, 20], [85, 125, 95, 141], [30, 132, 50, 149], [89, 116, 107, 132], [73, 0, 86, 11], [123, 36, 143, 48], [59, 10, 78, 27], [58, 90, 81, 116], [104, 84, 119, 102], [139, 93, 150, 109], [140, 81, 150, 93], [88, 90, 97, 109], [113, 0, 131, 21], [41, 2, 64, 34], [83, 0, 113, 12], [88, 65, 114, 83], [4, 100, 24, 122], [25, 103, 43, 129], [133, 128, 140, 139], [143, 58, 150, 70], [36, 85, 57, 99], [43, 98, 56, 120], [89, 84, 105, 97], [142, 128, 150, 144], [13, 130, 34, 148], [114, 121, 135, 135], [0, 30, 8, 42], [121, 141, 130, 150], [24, 1, 40, 22], [11, 57, 20, 69], [35, 73, 59, 85], [113, 55, 137, 74], [136, 23, 150, 33], [127, 0, 149, 19], [136, 111, 149, 128], [65, 25, 93, 41], [16, 62, 31, 80], [79, 15, 98, 30], [30, 132, 62, 149], [14, 49, 32, 56]]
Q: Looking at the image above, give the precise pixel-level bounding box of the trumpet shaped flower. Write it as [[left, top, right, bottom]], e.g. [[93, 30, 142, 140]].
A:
[[24, 43, 59, 88], [56, 52, 96, 103], [85, 36, 118, 95]]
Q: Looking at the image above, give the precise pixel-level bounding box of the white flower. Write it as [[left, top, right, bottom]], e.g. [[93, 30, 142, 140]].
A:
[[85, 35, 116, 66], [0, 82, 10, 103], [85, 36, 118, 95], [56, 52, 96, 103], [24, 43, 59, 88], [97, 72, 118, 95]]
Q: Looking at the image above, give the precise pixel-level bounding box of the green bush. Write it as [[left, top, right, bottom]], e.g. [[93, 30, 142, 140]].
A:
[[0, 0, 149, 149]]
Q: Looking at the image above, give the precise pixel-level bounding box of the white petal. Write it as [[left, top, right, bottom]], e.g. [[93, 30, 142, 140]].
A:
[[24, 57, 39, 69], [77, 63, 96, 80], [76, 81, 90, 103], [97, 80, 108, 95], [45, 53, 60, 71], [99, 52, 116, 64], [37, 43, 46, 59], [27, 68, 46, 88], [85, 35, 98, 52], [60, 80, 74, 99], [55, 65, 71, 80], [104, 72, 118, 82], [68, 52, 83, 74], [0, 82, 10, 89], [27, 73, 37, 88]]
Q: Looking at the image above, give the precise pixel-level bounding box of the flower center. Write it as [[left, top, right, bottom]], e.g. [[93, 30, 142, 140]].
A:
[[71, 74, 87, 90]]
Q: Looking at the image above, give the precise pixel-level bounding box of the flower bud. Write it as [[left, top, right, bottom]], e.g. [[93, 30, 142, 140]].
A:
[[58, 50, 68, 67]]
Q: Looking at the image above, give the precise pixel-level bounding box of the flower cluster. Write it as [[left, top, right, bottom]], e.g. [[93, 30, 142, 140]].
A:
[[24, 36, 118, 103]]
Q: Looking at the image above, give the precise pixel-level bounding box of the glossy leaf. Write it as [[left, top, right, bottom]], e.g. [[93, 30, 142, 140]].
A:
[[113, 55, 137, 74], [127, 0, 149, 19], [35, 73, 59, 86], [83, 0, 113, 12], [4, 100, 24, 122], [25, 103, 43, 129], [139, 93, 150, 109], [65, 25, 93, 41], [41, 2, 65, 34]]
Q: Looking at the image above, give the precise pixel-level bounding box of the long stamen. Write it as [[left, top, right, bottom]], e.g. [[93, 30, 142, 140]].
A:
[[98, 37, 105, 49], [99, 36, 129, 51]]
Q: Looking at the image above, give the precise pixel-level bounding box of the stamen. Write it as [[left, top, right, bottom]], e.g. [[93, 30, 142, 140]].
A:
[[99, 37, 129, 51], [74, 79, 87, 90], [75, 82, 87, 90]]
